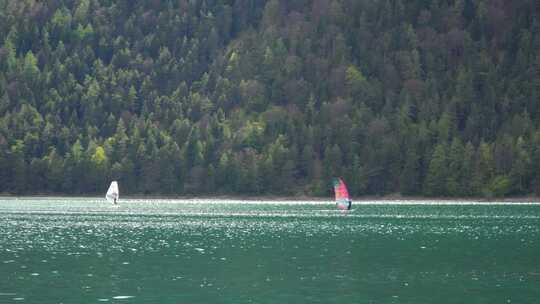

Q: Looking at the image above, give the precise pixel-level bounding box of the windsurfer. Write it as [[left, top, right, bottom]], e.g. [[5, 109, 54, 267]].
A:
[[333, 177, 352, 211], [106, 181, 119, 204]]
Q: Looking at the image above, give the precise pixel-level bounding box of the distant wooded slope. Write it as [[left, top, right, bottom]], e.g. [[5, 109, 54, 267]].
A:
[[0, 0, 539, 197]]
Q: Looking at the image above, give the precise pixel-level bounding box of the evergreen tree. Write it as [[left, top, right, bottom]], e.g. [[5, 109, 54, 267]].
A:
[[424, 143, 448, 196], [461, 142, 476, 196], [446, 138, 464, 196], [400, 145, 421, 195]]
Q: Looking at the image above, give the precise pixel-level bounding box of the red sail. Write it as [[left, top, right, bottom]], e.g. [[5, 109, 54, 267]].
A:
[[333, 178, 351, 210]]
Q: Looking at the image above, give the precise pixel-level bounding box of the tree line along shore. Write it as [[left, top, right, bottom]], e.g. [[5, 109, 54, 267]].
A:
[[0, 0, 539, 198]]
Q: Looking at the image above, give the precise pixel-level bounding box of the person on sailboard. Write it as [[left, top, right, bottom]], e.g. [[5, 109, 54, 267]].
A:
[[333, 178, 352, 211], [106, 181, 119, 204]]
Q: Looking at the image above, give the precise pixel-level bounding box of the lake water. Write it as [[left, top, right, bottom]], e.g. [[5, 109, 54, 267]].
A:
[[1, 198, 539, 303]]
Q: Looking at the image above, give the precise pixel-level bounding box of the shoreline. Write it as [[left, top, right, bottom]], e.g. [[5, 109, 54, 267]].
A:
[[1, 193, 540, 202]]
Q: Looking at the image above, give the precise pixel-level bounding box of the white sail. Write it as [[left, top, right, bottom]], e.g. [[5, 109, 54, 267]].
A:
[[106, 181, 119, 204]]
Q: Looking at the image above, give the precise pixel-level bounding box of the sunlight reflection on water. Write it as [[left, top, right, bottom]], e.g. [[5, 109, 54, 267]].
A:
[[0, 198, 539, 303]]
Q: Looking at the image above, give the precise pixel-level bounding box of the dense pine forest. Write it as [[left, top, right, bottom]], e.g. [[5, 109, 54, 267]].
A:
[[0, 0, 539, 197]]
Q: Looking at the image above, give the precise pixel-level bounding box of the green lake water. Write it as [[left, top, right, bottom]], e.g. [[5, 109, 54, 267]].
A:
[[0, 197, 539, 303]]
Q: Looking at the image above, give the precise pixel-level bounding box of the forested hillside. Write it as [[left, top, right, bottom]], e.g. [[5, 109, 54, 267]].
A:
[[1, 0, 539, 197]]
